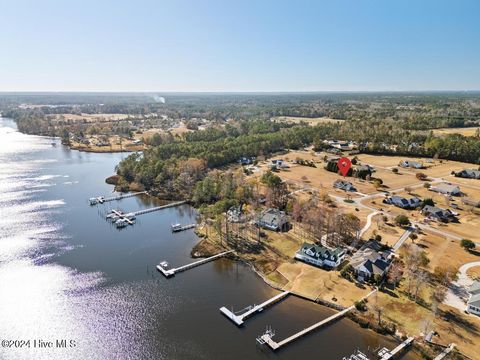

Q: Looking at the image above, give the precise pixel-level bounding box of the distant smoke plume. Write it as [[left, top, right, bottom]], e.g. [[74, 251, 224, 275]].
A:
[[151, 95, 165, 103]]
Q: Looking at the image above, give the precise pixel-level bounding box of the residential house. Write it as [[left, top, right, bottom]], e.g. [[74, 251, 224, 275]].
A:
[[333, 179, 357, 192], [349, 241, 392, 281], [295, 242, 346, 269], [238, 157, 255, 165], [227, 206, 242, 223], [421, 205, 457, 222], [429, 184, 461, 196], [384, 195, 422, 209], [269, 159, 289, 170], [399, 160, 424, 169], [255, 208, 289, 232], [467, 281, 480, 316], [455, 169, 480, 179]]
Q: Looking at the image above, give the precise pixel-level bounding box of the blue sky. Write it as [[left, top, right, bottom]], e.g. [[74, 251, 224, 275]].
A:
[[1, 0, 479, 91]]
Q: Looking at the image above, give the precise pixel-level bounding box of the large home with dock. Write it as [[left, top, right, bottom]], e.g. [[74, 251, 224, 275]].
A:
[[295, 242, 346, 269], [349, 241, 392, 281], [255, 208, 289, 232], [429, 183, 461, 196], [383, 195, 422, 209], [467, 281, 480, 316], [421, 205, 457, 222], [455, 169, 480, 179]]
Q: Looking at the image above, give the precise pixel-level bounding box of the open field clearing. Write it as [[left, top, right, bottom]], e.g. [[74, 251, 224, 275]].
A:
[[49, 113, 132, 122], [271, 116, 344, 125], [432, 126, 480, 137]]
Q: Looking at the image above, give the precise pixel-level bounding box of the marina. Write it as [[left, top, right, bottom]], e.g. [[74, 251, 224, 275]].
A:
[[156, 250, 235, 278], [220, 291, 290, 326]]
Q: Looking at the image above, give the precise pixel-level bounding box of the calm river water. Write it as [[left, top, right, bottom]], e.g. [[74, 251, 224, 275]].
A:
[[0, 118, 420, 360]]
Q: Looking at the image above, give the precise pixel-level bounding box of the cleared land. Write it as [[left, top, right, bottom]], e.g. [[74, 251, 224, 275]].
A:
[[432, 127, 480, 137]]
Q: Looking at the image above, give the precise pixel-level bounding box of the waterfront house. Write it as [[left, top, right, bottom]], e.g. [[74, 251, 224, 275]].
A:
[[255, 208, 289, 232], [467, 281, 480, 316], [349, 241, 391, 281], [399, 160, 424, 169], [429, 184, 461, 196], [333, 179, 357, 192], [295, 242, 346, 269], [384, 195, 422, 209], [421, 205, 456, 222], [455, 169, 480, 179]]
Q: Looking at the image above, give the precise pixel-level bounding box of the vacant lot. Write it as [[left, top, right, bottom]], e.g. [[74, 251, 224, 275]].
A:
[[432, 127, 480, 137], [275, 261, 371, 306]]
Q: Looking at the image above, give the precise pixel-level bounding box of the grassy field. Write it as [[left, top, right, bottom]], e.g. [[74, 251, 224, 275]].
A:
[[432, 127, 480, 137], [49, 113, 132, 122], [271, 116, 344, 125]]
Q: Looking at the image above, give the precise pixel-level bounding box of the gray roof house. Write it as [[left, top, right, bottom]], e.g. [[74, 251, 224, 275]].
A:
[[429, 184, 461, 196], [399, 160, 424, 169], [421, 205, 456, 222], [255, 208, 289, 232], [455, 169, 480, 179], [384, 195, 422, 209], [349, 241, 391, 280], [467, 281, 480, 316], [295, 242, 346, 269], [333, 179, 357, 192]]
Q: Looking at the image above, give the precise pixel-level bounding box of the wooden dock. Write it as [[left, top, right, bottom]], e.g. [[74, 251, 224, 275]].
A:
[[89, 191, 147, 205], [378, 337, 414, 360], [172, 223, 196, 232], [433, 343, 455, 360], [157, 250, 234, 278], [259, 289, 377, 350], [106, 201, 187, 228], [220, 291, 290, 326]]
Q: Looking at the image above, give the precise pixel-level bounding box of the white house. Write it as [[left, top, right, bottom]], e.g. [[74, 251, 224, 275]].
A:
[[349, 241, 392, 281], [467, 281, 480, 316], [295, 242, 346, 269], [399, 160, 424, 169]]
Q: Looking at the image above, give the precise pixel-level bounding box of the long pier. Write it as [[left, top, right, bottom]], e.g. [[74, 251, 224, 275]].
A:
[[259, 289, 377, 350], [129, 201, 186, 217], [220, 291, 290, 326], [378, 337, 414, 360], [89, 191, 147, 205], [157, 250, 234, 278]]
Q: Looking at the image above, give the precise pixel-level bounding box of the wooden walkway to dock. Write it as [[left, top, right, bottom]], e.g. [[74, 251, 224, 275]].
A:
[[130, 201, 186, 217], [259, 289, 377, 351], [378, 337, 414, 360], [157, 250, 234, 278], [220, 291, 290, 326], [433, 344, 455, 360]]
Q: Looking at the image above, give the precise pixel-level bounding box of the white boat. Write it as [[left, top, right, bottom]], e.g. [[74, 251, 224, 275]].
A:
[[160, 261, 169, 268]]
